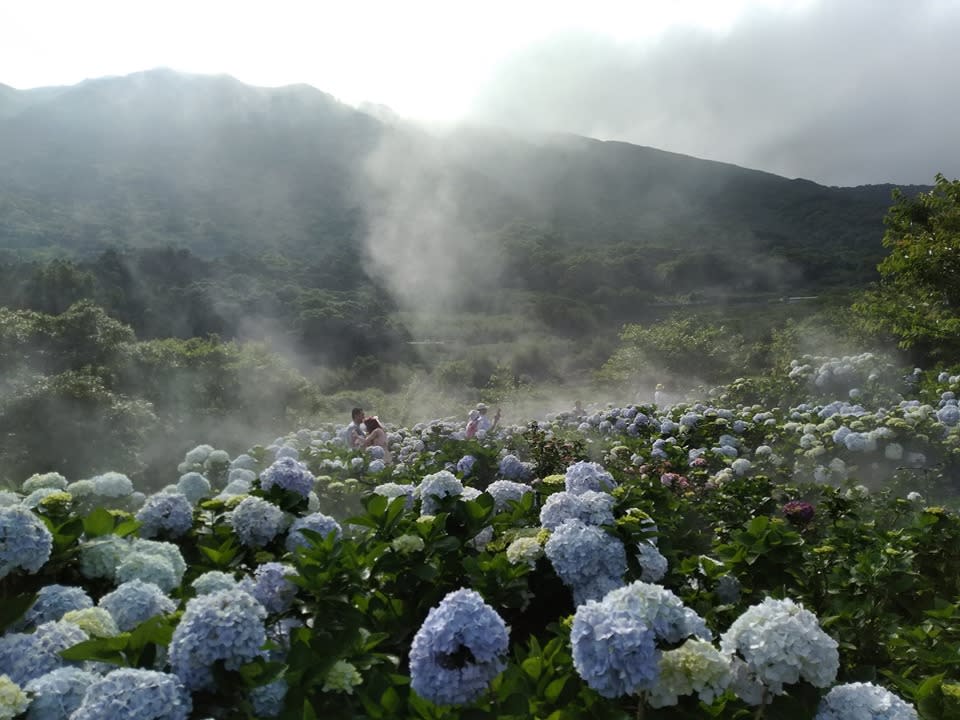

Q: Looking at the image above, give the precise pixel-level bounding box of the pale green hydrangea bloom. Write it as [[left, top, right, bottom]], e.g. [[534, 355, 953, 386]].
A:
[[322, 660, 362, 694], [648, 639, 731, 708]]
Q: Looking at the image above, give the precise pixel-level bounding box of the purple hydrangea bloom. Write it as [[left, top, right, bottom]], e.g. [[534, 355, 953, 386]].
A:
[[98, 580, 176, 632], [240, 563, 298, 614], [286, 512, 342, 552], [0, 505, 53, 578], [71, 668, 192, 720], [136, 492, 194, 538], [260, 457, 315, 498]]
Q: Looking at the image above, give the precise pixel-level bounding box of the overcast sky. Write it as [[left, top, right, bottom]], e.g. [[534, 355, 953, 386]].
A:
[[2, 0, 957, 185]]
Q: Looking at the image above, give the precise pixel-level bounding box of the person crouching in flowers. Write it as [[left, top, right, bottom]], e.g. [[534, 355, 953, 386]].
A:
[[348, 407, 392, 463], [465, 409, 480, 439]]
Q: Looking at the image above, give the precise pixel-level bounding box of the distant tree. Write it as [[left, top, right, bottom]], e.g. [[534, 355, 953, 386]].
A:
[[854, 175, 960, 361], [21, 259, 96, 315]]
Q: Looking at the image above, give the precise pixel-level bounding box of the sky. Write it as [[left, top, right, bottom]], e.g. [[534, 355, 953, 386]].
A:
[[2, 0, 958, 185]]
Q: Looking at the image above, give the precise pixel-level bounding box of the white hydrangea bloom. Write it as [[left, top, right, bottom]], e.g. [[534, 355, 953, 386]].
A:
[[648, 639, 732, 708]]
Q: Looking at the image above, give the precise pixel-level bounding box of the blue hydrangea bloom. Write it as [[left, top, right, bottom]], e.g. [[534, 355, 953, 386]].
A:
[[250, 678, 288, 718], [91, 472, 134, 498], [191, 571, 238, 596], [275, 445, 300, 461], [564, 461, 617, 495], [602, 581, 711, 644], [409, 588, 509, 706], [78, 535, 127, 580], [456, 455, 476, 476], [544, 519, 626, 605], [571, 597, 659, 698], [815, 682, 918, 720], [372, 483, 416, 510], [368, 458, 386, 474], [485, 480, 532, 512], [23, 585, 93, 628], [176, 473, 211, 504], [0, 505, 53, 578], [21, 472, 68, 494], [21, 487, 61, 509], [539, 490, 615, 530], [24, 667, 99, 720], [419, 470, 464, 515], [71, 668, 192, 720], [229, 496, 286, 548], [498, 454, 530, 481], [136, 492, 194, 539], [286, 512, 342, 552], [240, 563, 298, 614], [0, 620, 88, 685], [230, 453, 258, 471], [115, 551, 178, 593], [98, 580, 176, 632], [169, 590, 267, 691], [260, 457, 315, 498]]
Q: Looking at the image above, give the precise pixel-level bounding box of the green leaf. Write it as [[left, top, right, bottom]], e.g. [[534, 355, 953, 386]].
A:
[[545, 676, 568, 702], [521, 656, 542, 680], [83, 507, 115, 537], [0, 593, 37, 633]]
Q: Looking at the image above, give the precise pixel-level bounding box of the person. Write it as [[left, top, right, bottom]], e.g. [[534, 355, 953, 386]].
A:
[[465, 409, 480, 439], [476, 403, 500, 434], [347, 407, 392, 463]]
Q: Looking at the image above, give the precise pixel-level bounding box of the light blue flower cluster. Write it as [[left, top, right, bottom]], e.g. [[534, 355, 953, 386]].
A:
[[720, 597, 838, 698], [71, 668, 192, 720], [24, 667, 98, 720], [78, 535, 126, 580], [636, 542, 668, 583], [191, 571, 237, 595], [240, 562, 298, 614], [98, 580, 176, 632], [545, 519, 627, 606], [259, 457, 315, 498], [815, 682, 918, 720], [21, 472, 68, 494], [286, 512, 342, 552], [539, 490, 614, 530], [91, 472, 134, 499], [571, 595, 658, 698], [0, 505, 53, 578], [135, 492, 194, 539], [22, 487, 62, 509], [229, 496, 286, 548], [409, 588, 509, 706], [602, 581, 711, 644], [373, 482, 416, 510], [23, 584, 93, 628], [231, 453, 257, 471], [485, 480, 532, 512], [456, 455, 476, 476], [250, 678, 288, 718], [0, 620, 88, 685], [169, 589, 267, 691], [564, 461, 617, 495], [498, 454, 531, 481], [419, 470, 464, 515], [175, 472, 211, 504], [115, 551, 179, 592]]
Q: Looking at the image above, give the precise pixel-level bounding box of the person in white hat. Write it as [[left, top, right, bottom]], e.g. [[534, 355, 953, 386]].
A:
[[476, 403, 500, 434]]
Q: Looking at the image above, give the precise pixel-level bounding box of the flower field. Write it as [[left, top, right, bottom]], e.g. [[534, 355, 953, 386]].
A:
[[2, 353, 960, 719]]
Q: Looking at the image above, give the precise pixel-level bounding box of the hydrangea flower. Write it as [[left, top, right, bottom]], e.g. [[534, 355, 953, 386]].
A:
[[545, 519, 627, 606], [130, 539, 186, 582], [368, 459, 387, 474], [322, 661, 362, 694], [419, 470, 463, 515], [0, 674, 29, 719], [636, 541, 668, 583], [647, 639, 731, 708], [182, 444, 214, 468], [21, 472, 68, 494], [372, 482, 416, 510], [720, 597, 838, 699], [191, 571, 238, 596], [571, 595, 658, 698], [136, 492, 194, 539], [539, 490, 615, 531], [115, 552, 178, 593], [286, 512, 342, 552], [229, 496, 286, 548], [239, 563, 298, 614], [91, 472, 133, 498], [260, 457, 315, 498], [23, 585, 93, 628], [0, 620, 88, 685], [176, 473, 211, 504], [23, 667, 98, 720], [603, 581, 711, 644], [783, 501, 815, 526], [564, 461, 617, 495], [61, 607, 119, 638], [21, 487, 61, 509], [815, 682, 918, 720], [456, 455, 476, 476], [409, 588, 509, 705], [71, 668, 191, 720], [391, 534, 426, 554], [506, 537, 543, 568], [98, 580, 176, 632], [715, 574, 741, 604], [0, 505, 53, 578], [250, 678, 288, 717], [78, 534, 127, 580], [169, 590, 267, 691], [498, 454, 530, 481]]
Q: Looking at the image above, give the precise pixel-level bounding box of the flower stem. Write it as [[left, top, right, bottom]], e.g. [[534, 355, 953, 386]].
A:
[[753, 688, 768, 720], [636, 692, 646, 720]]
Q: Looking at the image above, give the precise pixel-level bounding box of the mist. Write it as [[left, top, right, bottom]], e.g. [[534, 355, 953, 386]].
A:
[[467, 0, 960, 186]]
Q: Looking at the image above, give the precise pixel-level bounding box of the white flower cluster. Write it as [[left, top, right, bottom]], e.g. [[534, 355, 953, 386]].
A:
[[648, 639, 732, 708]]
